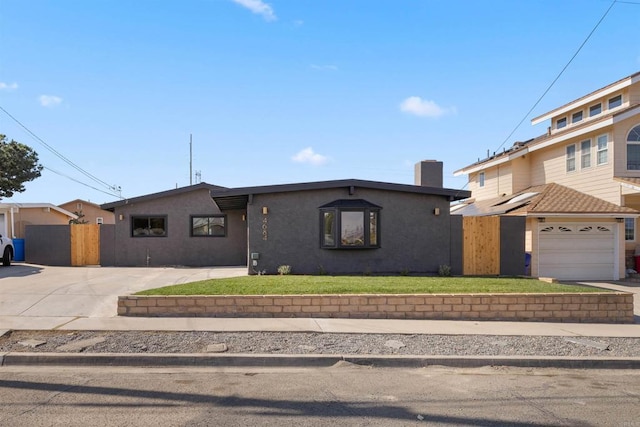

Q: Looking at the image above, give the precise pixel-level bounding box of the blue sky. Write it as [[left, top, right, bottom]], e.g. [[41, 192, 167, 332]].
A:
[[1, 0, 639, 205]]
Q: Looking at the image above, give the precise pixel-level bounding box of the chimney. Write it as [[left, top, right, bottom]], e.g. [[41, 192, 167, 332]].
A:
[[414, 160, 443, 188]]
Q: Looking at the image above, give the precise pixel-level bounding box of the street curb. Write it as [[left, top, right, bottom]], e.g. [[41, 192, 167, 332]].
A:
[[2, 352, 640, 369]]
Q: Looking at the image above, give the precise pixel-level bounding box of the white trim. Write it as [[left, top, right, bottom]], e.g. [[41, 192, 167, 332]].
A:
[[531, 213, 638, 218], [531, 75, 639, 125]]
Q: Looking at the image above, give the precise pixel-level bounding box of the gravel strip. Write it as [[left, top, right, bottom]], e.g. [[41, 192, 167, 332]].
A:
[[1, 330, 640, 357]]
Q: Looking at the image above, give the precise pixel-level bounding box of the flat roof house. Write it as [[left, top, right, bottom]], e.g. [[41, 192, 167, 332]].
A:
[[453, 71, 640, 281], [101, 161, 470, 274]]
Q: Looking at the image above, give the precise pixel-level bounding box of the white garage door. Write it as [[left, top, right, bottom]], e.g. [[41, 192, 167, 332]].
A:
[[538, 223, 617, 280]]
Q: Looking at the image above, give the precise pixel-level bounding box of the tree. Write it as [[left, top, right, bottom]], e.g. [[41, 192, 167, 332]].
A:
[[0, 134, 43, 199]]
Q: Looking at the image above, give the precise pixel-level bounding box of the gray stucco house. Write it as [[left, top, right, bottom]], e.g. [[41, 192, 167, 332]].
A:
[[101, 161, 471, 274]]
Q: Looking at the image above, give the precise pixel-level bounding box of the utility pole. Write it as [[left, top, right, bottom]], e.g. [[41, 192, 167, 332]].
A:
[[189, 134, 193, 186]]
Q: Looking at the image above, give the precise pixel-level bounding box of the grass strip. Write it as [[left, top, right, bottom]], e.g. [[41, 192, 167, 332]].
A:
[[136, 276, 605, 296]]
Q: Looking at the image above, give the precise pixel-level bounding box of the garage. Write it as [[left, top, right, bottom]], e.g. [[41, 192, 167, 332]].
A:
[[538, 223, 617, 280]]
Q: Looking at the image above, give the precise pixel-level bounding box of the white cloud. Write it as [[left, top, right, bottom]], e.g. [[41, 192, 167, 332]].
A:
[[399, 96, 456, 118], [0, 82, 18, 91], [39, 95, 63, 107], [292, 147, 329, 166], [231, 0, 276, 21], [293, 19, 304, 27], [311, 64, 338, 71]]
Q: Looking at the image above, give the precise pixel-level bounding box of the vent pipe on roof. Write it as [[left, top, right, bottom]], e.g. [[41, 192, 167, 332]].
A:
[[414, 160, 443, 188]]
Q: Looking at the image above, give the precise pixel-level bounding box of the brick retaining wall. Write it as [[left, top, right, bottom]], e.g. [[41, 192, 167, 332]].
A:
[[118, 292, 635, 323]]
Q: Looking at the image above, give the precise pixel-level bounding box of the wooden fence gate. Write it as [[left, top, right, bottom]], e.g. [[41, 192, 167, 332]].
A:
[[70, 224, 100, 266], [463, 216, 500, 275]]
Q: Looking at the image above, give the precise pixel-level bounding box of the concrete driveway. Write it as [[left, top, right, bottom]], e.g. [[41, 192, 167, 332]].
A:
[[0, 264, 246, 328]]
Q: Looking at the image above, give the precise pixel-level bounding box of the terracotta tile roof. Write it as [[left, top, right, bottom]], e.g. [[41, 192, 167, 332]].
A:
[[454, 183, 638, 216]]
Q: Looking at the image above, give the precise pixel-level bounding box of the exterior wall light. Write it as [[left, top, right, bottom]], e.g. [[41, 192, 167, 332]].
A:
[[262, 207, 268, 215], [433, 207, 440, 216]]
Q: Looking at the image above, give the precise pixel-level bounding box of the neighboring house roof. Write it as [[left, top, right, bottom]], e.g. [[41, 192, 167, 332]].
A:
[[59, 199, 108, 210], [101, 182, 229, 211], [210, 179, 470, 210], [452, 183, 638, 217], [0, 203, 78, 219], [454, 103, 640, 176]]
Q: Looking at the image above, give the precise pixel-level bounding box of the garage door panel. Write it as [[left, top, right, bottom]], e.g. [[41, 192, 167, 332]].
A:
[[538, 223, 616, 281]]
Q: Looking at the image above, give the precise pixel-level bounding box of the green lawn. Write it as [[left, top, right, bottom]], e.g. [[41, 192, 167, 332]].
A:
[[136, 275, 604, 296]]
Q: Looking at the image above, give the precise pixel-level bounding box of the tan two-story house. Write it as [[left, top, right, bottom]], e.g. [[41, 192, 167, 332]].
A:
[[454, 71, 640, 281]]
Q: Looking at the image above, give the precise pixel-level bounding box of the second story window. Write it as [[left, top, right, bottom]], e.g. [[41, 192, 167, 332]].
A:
[[627, 125, 640, 170], [556, 117, 567, 129], [589, 103, 602, 117], [572, 111, 583, 124], [597, 134, 608, 165], [478, 172, 485, 187], [609, 95, 622, 110], [566, 145, 576, 172], [581, 139, 591, 169]]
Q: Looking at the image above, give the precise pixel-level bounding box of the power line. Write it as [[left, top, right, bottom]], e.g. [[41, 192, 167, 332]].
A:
[[0, 105, 122, 198], [494, 0, 617, 153], [44, 166, 122, 199]]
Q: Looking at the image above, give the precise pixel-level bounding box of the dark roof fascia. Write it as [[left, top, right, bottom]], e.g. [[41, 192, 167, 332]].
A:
[[100, 182, 229, 211], [210, 179, 471, 201]]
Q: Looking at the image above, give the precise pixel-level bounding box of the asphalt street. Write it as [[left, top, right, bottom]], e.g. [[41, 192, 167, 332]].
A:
[[1, 365, 639, 426]]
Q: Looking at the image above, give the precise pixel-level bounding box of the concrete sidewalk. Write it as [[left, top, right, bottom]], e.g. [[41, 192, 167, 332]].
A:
[[2, 315, 640, 337]]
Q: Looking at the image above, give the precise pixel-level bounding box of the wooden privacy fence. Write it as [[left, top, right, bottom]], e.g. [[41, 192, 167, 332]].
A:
[[463, 216, 501, 275], [70, 224, 100, 266]]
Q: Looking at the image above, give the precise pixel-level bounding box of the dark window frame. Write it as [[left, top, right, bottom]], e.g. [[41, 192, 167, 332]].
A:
[[190, 215, 227, 237], [319, 200, 381, 250], [131, 215, 168, 237]]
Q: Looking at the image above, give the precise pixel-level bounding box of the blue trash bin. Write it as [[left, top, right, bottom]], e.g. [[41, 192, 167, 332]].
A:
[[13, 238, 25, 262]]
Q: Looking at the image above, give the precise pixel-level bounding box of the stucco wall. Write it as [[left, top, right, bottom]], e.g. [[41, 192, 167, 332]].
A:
[[25, 225, 71, 266], [245, 187, 454, 275], [110, 188, 247, 267]]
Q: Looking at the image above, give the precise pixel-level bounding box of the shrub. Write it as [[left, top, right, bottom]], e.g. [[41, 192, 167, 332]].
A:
[[438, 264, 451, 277], [277, 265, 292, 275]]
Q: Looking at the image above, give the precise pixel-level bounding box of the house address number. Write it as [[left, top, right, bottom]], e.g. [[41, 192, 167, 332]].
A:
[[262, 217, 268, 240]]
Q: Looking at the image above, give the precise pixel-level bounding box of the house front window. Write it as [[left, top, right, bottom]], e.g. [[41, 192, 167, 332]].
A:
[[625, 218, 635, 241], [566, 145, 576, 172], [191, 215, 226, 237], [597, 134, 608, 165], [589, 103, 602, 117], [581, 139, 591, 169], [320, 199, 380, 249], [478, 171, 485, 187], [627, 125, 640, 170], [132, 216, 167, 237]]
